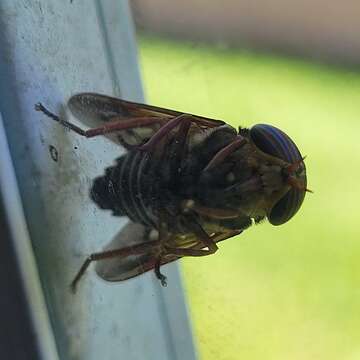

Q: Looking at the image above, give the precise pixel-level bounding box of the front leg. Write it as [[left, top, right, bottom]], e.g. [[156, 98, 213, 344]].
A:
[[162, 213, 219, 259], [183, 213, 219, 253], [152, 210, 218, 285], [164, 228, 242, 257]]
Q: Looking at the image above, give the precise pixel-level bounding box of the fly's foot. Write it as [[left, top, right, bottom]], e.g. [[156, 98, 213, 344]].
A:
[[158, 273, 168, 287], [155, 258, 168, 287], [35, 102, 60, 122]]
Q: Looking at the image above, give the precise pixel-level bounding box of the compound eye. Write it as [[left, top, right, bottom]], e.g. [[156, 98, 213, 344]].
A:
[[250, 124, 307, 225], [268, 187, 306, 225]]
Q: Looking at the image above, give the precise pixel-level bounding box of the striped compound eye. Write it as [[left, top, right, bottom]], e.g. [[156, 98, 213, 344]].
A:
[[250, 124, 307, 225]]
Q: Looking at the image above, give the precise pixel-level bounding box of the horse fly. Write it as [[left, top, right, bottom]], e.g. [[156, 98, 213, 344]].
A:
[[35, 93, 310, 291]]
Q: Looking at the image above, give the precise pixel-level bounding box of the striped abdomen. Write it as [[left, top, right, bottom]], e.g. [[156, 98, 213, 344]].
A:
[[90, 151, 158, 227]]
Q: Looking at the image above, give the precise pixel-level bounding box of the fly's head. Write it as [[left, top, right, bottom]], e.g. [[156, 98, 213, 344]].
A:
[[247, 124, 308, 225]]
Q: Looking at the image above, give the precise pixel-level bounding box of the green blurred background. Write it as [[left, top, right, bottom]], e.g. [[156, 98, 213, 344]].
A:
[[137, 36, 360, 360]]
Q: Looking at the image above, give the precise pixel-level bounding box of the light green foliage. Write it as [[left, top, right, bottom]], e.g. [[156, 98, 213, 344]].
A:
[[138, 36, 360, 360]]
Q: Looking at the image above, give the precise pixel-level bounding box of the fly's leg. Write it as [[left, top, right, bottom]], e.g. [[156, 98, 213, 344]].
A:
[[35, 103, 87, 134], [36, 103, 220, 148], [153, 211, 171, 287], [185, 213, 219, 253], [154, 258, 167, 287], [165, 229, 242, 257], [169, 118, 192, 173], [139, 114, 191, 151], [164, 213, 219, 258], [70, 240, 159, 293], [35, 103, 168, 138], [164, 247, 216, 256], [139, 114, 222, 152], [203, 135, 246, 172]]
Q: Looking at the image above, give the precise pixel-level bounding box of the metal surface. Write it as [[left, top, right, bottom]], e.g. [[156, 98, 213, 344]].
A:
[[0, 1, 196, 359], [0, 113, 59, 360]]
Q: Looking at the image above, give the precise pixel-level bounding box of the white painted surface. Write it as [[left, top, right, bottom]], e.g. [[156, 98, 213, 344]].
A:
[[0, 1, 196, 359]]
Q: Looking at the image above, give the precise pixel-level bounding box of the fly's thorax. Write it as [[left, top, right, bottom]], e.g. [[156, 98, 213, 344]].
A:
[[192, 142, 258, 216], [193, 138, 298, 224]]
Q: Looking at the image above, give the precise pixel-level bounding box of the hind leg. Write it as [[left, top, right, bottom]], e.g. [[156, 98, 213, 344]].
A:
[[70, 239, 159, 292], [35, 102, 167, 138]]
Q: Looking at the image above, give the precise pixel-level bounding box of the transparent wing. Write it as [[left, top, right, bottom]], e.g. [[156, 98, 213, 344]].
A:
[[68, 93, 225, 148], [95, 221, 242, 282], [95, 222, 180, 282]]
